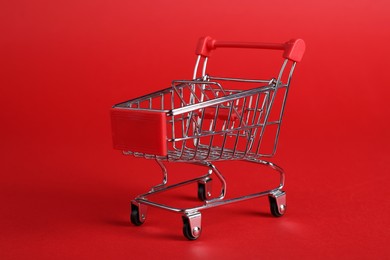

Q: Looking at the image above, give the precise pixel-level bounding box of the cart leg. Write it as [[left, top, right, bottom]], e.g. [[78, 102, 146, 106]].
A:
[[245, 159, 285, 189], [130, 200, 147, 226], [182, 211, 202, 240], [268, 190, 286, 217], [150, 159, 168, 192]]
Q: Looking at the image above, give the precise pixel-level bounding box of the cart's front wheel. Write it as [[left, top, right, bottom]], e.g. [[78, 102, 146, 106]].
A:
[[130, 201, 147, 226], [268, 191, 286, 217], [182, 212, 202, 240]]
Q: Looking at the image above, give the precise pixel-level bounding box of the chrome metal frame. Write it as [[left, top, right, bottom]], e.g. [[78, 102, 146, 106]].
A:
[[133, 158, 284, 214]]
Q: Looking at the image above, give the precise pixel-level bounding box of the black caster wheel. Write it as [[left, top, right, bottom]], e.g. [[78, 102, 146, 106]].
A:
[[182, 213, 202, 240], [130, 202, 147, 226], [268, 191, 286, 217], [197, 178, 212, 201]]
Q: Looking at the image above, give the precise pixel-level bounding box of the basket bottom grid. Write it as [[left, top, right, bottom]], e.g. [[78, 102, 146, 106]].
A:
[[167, 145, 257, 161]]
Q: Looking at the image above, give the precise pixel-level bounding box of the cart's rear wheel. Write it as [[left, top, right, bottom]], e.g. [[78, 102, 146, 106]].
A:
[[197, 178, 212, 201], [197, 183, 206, 201], [130, 202, 147, 226], [268, 191, 286, 217]]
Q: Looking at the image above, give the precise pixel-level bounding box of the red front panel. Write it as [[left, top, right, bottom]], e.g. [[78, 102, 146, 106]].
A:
[[111, 108, 167, 156]]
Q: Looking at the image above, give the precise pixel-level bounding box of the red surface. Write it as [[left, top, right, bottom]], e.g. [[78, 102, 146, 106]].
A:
[[1, 0, 390, 259]]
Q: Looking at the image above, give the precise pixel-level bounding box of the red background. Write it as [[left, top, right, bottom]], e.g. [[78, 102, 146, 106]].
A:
[[1, 0, 390, 258]]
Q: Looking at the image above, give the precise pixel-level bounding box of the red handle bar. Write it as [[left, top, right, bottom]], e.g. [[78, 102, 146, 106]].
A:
[[195, 36, 305, 62]]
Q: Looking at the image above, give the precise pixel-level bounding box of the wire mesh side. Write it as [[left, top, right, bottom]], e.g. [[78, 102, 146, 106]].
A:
[[167, 81, 288, 161]]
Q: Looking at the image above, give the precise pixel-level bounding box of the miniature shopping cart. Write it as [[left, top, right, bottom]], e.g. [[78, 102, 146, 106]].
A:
[[111, 36, 305, 240]]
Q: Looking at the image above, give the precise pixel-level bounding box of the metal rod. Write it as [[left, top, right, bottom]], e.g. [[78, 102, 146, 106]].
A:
[[133, 158, 284, 214]]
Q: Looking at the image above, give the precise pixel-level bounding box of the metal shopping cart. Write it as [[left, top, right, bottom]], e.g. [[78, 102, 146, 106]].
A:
[[111, 36, 305, 240]]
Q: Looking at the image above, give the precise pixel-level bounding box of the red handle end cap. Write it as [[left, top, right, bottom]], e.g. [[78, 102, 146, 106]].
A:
[[195, 36, 216, 57], [283, 39, 306, 62]]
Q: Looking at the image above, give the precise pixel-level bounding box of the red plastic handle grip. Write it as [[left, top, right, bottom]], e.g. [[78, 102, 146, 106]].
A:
[[195, 36, 305, 62]]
